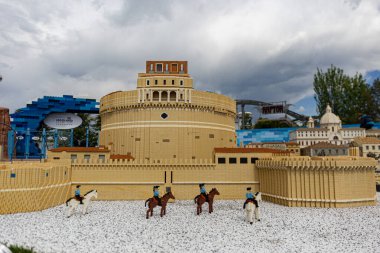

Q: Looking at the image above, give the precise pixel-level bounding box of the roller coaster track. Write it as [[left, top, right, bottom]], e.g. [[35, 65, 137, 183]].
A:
[[235, 99, 309, 125]]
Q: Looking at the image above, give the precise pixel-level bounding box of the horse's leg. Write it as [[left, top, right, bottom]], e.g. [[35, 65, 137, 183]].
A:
[[255, 207, 260, 221], [82, 201, 88, 215], [151, 204, 154, 217], [146, 208, 151, 219], [209, 201, 212, 214], [72, 202, 79, 216], [67, 203, 73, 217]]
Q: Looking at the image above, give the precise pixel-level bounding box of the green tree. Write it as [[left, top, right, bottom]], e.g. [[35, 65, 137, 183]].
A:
[[313, 65, 348, 119], [313, 65, 376, 124], [254, 118, 292, 129], [73, 113, 100, 147], [371, 78, 380, 120], [241, 112, 253, 129]]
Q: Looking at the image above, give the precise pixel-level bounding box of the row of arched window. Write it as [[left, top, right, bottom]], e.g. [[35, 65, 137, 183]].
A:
[[138, 89, 190, 102], [146, 79, 184, 86]]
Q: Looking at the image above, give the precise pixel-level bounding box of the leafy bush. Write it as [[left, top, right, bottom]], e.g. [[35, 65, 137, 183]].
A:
[[8, 244, 36, 253]]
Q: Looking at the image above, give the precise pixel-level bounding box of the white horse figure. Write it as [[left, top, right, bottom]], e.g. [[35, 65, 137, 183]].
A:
[[245, 192, 262, 224], [66, 189, 98, 217]]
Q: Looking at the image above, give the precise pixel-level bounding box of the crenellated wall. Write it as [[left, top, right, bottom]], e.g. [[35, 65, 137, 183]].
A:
[[0, 155, 377, 214], [70, 158, 258, 200], [256, 157, 377, 207], [0, 161, 71, 214]]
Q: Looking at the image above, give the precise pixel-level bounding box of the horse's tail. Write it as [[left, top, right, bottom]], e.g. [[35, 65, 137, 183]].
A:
[[194, 195, 198, 204], [66, 197, 73, 206], [145, 198, 150, 207]]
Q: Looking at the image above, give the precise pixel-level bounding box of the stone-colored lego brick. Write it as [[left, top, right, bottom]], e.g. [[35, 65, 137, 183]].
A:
[[256, 156, 377, 208]]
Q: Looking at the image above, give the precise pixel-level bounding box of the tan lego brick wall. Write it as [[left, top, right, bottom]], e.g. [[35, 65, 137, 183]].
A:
[[376, 172, 380, 185], [99, 89, 236, 160], [1, 155, 377, 214], [70, 158, 258, 200], [47, 151, 110, 162], [0, 161, 71, 214], [256, 156, 377, 208]]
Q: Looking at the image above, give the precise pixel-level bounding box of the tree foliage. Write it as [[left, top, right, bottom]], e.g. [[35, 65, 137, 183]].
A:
[[371, 78, 380, 120], [73, 113, 100, 147], [7, 244, 35, 253], [313, 65, 377, 124], [254, 118, 292, 129], [241, 113, 253, 129]]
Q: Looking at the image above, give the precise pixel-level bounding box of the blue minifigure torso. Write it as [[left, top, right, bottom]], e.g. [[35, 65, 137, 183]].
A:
[[246, 192, 254, 199], [154, 189, 159, 197], [75, 189, 80, 196], [200, 186, 206, 194]]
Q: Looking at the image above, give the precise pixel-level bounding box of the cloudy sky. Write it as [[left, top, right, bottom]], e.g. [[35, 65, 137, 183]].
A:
[[1, 0, 380, 116]]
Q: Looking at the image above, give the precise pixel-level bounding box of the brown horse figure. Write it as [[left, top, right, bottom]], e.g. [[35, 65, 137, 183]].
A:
[[145, 191, 175, 219], [194, 188, 220, 215]]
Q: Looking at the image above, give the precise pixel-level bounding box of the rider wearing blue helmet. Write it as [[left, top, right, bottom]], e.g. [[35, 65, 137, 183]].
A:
[[243, 187, 258, 209], [198, 183, 208, 202], [74, 185, 84, 204], [153, 185, 161, 205]]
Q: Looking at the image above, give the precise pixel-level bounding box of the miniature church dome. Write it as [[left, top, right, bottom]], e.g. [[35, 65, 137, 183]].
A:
[[320, 105, 341, 125]]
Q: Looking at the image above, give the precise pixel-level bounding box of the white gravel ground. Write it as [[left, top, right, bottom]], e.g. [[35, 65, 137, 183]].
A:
[[1, 194, 380, 253]]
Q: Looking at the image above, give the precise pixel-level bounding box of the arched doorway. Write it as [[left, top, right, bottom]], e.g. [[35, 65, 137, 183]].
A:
[[153, 91, 159, 101], [161, 91, 168, 101], [170, 91, 176, 101]]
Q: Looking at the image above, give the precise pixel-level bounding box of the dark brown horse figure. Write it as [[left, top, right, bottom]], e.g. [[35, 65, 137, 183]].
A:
[[194, 188, 220, 215], [145, 191, 175, 219]]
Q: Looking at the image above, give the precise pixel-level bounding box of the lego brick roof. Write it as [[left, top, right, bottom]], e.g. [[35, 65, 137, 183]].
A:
[[214, 147, 290, 154], [50, 147, 109, 153]]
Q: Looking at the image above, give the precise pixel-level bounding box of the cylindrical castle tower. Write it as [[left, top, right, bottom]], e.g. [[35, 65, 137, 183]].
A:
[[99, 61, 236, 160]]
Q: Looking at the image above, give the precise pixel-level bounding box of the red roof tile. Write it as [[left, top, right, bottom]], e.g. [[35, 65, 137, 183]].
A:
[[110, 154, 135, 160], [214, 147, 290, 154], [50, 147, 110, 153], [353, 137, 380, 145], [304, 142, 348, 149], [247, 142, 298, 146]]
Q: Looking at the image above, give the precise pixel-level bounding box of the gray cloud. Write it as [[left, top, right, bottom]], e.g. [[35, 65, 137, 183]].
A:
[[0, 0, 380, 113]]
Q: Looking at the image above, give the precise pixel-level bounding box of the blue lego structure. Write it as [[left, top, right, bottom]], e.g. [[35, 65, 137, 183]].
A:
[[9, 95, 99, 159], [236, 123, 380, 147]]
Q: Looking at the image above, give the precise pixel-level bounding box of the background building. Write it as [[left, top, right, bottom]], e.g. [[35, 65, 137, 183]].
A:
[[289, 105, 366, 148], [301, 142, 349, 156], [351, 137, 380, 158], [246, 142, 300, 155]]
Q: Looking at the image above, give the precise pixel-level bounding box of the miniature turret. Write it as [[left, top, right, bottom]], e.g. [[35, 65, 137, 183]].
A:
[[306, 116, 314, 128]]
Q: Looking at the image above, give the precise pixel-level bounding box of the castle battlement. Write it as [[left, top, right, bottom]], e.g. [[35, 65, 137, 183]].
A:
[[256, 156, 377, 207]]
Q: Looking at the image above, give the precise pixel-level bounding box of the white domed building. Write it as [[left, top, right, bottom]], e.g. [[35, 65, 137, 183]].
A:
[[289, 105, 366, 148]]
